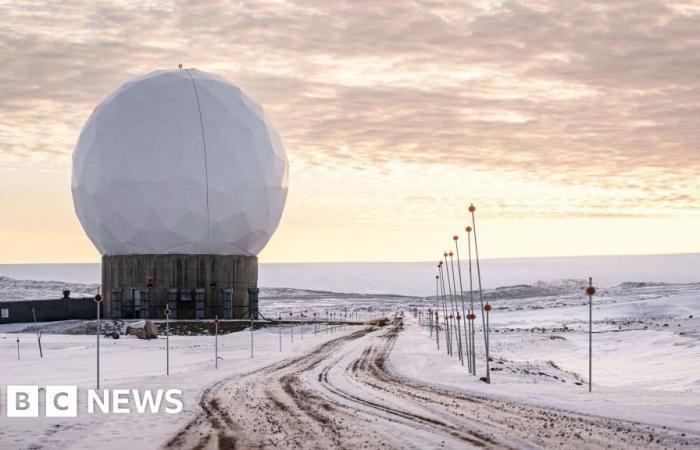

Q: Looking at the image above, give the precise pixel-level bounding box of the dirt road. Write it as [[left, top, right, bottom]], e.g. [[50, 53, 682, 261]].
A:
[[164, 318, 700, 449]]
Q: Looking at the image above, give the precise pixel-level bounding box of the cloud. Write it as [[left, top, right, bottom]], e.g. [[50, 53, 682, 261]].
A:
[[1, 0, 699, 220]]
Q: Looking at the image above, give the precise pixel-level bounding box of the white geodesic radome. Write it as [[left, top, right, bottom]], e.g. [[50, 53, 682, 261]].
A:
[[71, 69, 288, 256]]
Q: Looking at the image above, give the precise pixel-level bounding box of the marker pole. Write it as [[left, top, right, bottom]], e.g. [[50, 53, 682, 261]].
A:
[[214, 316, 219, 369], [434, 275, 440, 343], [469, 204, 490, 383], [32, 307, 43, 358], [435, 311, 440, 350], [164, 306, 171, 376], [449, 250, 465, 366], [94, 292, 102, 390], [438, 263, 451, 355], [587, 278, 596, 393], [445, 252, 462, 362], [17, 337, 20, 361], [454, 236, 472, 374], [443, 255, 454, 357], [466, 226, 477, 375], [428, 308, 432, 338], [484, 303, 492, 379]]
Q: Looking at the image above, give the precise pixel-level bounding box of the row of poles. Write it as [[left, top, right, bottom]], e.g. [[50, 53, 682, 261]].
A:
[[417, 203, 599, 390], [86, 298, 370, 389], [421, 203, 493, 383]]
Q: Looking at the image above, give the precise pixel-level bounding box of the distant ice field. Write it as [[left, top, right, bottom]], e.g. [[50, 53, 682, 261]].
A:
[[1, 253, 699, 297]]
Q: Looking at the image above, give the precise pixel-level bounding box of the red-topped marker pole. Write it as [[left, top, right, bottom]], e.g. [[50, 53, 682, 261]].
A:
[[586, 279, 596, 392], [438, 261, 452, 355], [469, 203, 490, 383], [94, 291, 102, 389], [442, 255, 454, 357], [484, 303, 492, 377], [448, 250, 464, 365], [453, 236, 471, 373], [279, 316, 283, 351], [434, 274, 441, 342], [465, 226, 476, 375]]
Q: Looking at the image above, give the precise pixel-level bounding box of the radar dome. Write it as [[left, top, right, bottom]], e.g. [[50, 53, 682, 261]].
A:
[[71, 69, 288, 256]]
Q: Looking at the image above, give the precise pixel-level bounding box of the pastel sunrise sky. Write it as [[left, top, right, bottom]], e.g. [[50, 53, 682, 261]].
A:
[[1, 0, 699, 263]]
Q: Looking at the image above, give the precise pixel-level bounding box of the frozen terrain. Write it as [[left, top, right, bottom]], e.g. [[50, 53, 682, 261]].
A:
[[0, 276, 99, 301], [2, 252, 700, 296], [0, 267, 699, 448]]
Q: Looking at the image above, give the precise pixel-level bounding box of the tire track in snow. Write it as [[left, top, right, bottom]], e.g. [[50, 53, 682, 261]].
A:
[[164, 317, 700, 449]]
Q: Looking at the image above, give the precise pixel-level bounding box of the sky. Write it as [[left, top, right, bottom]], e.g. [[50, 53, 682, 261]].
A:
[[1, 0, 700, 264]]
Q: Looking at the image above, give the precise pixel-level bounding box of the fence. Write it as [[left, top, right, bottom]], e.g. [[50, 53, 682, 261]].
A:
[[0, 297, 97, 324]]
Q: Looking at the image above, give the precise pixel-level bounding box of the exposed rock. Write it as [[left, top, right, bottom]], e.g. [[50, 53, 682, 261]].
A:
[[126, 320, 158, 340], [144, 321, 159, 339]]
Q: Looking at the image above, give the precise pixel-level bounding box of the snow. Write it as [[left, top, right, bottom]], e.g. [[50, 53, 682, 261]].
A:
[[391, 282, 700, 434], [2, 252, 700, 296], [0, 322, 359, 449], [0, 257, 699, 448], [0, 276, 98, 301]]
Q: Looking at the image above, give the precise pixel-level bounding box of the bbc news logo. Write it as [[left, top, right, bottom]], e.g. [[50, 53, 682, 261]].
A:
[[1, 386, 183, 417]]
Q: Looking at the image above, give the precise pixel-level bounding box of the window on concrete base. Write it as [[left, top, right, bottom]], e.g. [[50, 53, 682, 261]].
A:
[[194, 288, 205, 320], [131, 288, 141, 318]]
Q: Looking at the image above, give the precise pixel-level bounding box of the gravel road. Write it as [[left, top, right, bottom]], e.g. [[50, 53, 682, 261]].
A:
[[164, 317, 700, 449]]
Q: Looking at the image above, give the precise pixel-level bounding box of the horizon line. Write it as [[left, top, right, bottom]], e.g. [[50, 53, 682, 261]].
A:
[[2, 250, 699, 266]]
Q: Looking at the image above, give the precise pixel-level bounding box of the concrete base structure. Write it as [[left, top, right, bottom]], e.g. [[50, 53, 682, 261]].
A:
[[102, 254, 257, 320]]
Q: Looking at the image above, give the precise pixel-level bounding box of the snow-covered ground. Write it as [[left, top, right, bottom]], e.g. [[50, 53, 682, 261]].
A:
[[2, 252, 700, 296], [0, 276, 99, 301], [0, 269, 698, 448], [395, 281, 700, 433], [0, 321, 359, 449]]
